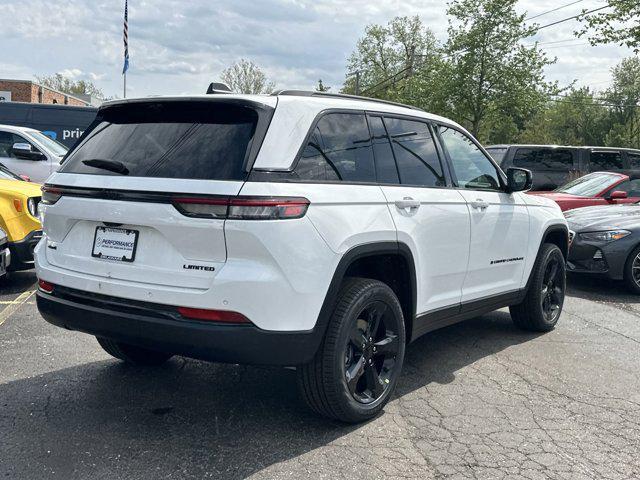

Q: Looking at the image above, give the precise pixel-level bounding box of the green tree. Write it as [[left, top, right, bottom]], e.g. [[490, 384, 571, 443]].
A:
[[343, 16, 440, 97], [315, 79, 331, 92], [604, 57, 640, 125], [443, 0, 558, 140], [221, 59, 275, 94], [603, 57, 640, 148], [578, 1, 640, 52], [35, 73, 103, 98], [518, 88, 610, 146]]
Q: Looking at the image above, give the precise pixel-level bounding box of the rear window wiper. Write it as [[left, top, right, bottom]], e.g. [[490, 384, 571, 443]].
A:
[[82, 158, 129, 175]]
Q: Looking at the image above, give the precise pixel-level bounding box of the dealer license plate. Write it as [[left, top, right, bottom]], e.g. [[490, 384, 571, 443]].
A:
[[92, 227, 139, 263]]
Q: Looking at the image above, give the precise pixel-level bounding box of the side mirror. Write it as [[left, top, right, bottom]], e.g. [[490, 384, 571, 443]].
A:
[[506, 167, 533, 193], [11, 142, 46, 161], [608, 190, 628, 200]]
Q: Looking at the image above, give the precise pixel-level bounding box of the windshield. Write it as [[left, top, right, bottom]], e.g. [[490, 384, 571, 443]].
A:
[[555, 172, 621, 197], [29, 131, 68, 157], [0, 164, 23, 181], [61, 102, 259, 180]]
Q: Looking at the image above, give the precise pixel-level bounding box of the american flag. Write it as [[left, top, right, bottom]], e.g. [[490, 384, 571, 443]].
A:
[[122, 0, 129, 74]]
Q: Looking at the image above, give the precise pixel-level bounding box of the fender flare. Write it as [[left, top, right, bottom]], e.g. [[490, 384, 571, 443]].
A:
[[306, 241, 417, 357], [523, 223, 569, 293]]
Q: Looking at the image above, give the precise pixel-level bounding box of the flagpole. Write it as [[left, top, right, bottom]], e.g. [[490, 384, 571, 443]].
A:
[[122, 0, 129, 98]]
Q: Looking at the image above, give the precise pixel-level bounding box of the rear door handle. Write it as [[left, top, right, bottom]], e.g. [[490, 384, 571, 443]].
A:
[[395, 197, 421, 210], [470, 199, 489, 210]]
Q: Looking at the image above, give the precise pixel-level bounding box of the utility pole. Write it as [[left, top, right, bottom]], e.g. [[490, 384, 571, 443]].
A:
[[346, 70, 362, 95]]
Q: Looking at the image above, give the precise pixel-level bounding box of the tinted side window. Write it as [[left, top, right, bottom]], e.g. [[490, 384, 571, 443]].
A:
[[608, 179, 640, 197], [368, 115, 399, 184], [439, 126, 501, 190], [486, 147, 507, 163], [513, 148, 574, 171], [627, 152, 640, 169], [384, 117, 444, 187], [538, 149, 574, 170], [512, 148, 537, 169], [0, 131, 37, 158], [294, 113, 375, 182], [590, 151, 623, 170]]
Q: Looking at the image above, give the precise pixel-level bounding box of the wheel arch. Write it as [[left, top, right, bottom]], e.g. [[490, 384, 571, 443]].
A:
[[523, 223, 569, 293], [310, 242, 417, 355], [542, 224, 569, 260]]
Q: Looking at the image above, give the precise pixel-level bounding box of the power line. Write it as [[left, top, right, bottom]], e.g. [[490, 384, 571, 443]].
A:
[[549, 94, 640, 108], [524, 37, 584, 46], [524, 0, 586, 21], [356, 3, 613, 96], [544, 41, 591, 49], [532, 4, 611, 32]]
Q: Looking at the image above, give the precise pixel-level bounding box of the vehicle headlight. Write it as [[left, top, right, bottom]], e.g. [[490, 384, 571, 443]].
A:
[[27, 197, 38, 218], [579, 230, 631, 243]]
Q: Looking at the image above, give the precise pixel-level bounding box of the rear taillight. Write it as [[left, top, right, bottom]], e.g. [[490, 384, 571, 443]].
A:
[[41, 185, 63, 205], [172, 196, 309, 220], [171, 197, 229, 219], [38, 279, 55, 293], [177, 306, 251, 324]]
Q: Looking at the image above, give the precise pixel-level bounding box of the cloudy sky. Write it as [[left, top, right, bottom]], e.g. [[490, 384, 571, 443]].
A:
[[1, 0, 632, 99]]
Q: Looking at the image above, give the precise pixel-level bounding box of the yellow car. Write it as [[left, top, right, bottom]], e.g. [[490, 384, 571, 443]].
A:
[[0, 165, 42, 271]]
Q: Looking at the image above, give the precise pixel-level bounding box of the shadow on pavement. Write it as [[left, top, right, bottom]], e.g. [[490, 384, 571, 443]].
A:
[[1, 269, 37, 295], [567, 273, 640, 304], [0, 311, 540, 479]]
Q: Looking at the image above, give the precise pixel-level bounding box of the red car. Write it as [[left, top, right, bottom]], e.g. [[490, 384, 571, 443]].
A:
[[528, 171, 640, 211]]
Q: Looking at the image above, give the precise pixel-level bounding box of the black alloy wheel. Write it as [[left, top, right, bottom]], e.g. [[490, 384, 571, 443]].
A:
[[541, 254, 564, 323], [343, 300, 400, 404], [298, 277, 406, 423], [510, 243, 565, 332]]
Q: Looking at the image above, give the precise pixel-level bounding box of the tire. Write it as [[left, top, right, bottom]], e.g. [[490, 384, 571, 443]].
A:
[[297, 277, 406, 423], [510, 243, 566, 332], [623, 244, 640, 295], [96, 337, 173, 366]]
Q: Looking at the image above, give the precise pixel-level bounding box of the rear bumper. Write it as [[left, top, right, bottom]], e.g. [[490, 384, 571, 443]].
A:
[[8, 230, 42, 271], [36, 288, 320, 366]]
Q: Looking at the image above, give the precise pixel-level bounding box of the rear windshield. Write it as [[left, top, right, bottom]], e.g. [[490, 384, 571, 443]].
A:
[[60, 102, 259, 180]]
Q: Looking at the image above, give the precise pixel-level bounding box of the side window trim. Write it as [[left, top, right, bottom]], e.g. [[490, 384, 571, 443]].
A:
[[431, 123, 457, 188], [381, 114, 450, 189], [434, 123, 507, 192], [365, 113, 401, 185]]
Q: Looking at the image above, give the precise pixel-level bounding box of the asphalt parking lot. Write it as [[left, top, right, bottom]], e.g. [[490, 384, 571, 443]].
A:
[[1, 272, 639, 480]]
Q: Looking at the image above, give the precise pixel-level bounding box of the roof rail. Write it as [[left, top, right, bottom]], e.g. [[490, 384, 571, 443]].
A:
[[271, 90, 423, 111]]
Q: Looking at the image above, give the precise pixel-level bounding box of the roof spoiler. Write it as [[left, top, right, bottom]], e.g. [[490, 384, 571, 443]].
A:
[[206, 83, 232, 94]]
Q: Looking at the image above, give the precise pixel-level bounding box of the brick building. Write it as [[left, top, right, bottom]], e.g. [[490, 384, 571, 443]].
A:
[[0, 79, 91, 106]]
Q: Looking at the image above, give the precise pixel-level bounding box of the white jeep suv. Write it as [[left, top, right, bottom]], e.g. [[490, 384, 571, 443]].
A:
[[35, 91, 568, 423]]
